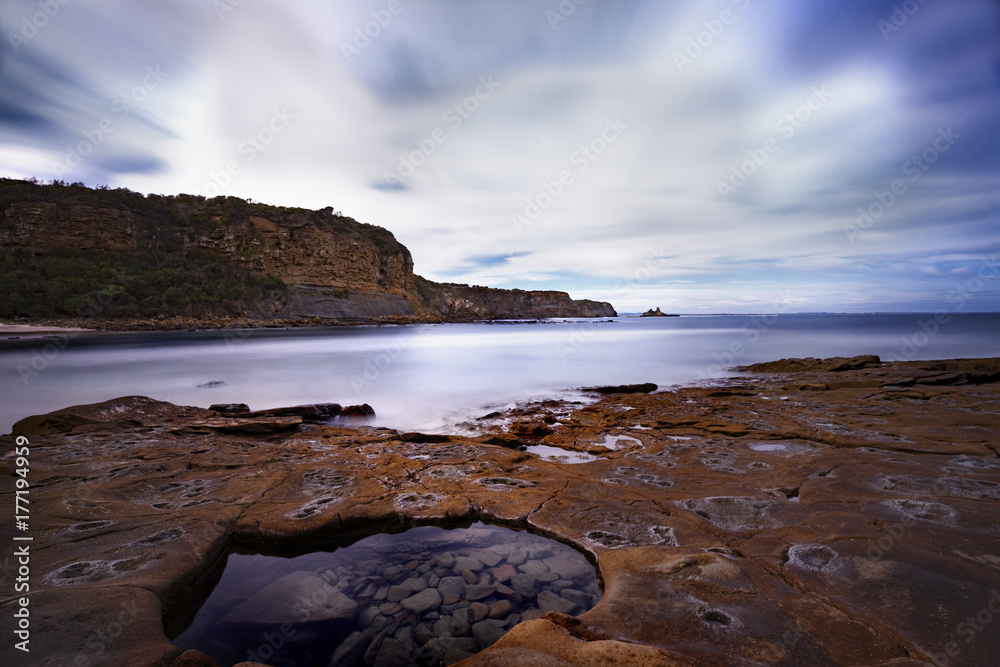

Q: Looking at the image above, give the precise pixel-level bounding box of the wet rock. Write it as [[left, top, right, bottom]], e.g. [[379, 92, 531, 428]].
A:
[[400, 432, 451, 443], [506, 549, 527, 566], [584, 382, 658, 394], [425, 637, 479, 663], [386, 585, 410, 603], [511, 422, 554, 437], [559, 588, 592, 609], [481, 433, 522, 449], [454, 555, 484, 572], [536, 590, 577, 615], [340, 403, 376, 419], [491, 564, 516, 583], [464, 584, 496, 601], [472, 620, 507, 649], [11, 356, 1000, 667], [221, 571, 358, 624], [171, 649, 220, 667], [208, 403, 249, 415], [517, 560, 549, 577], [739, 354, 881, 373], [468, 601, 490, 622], [509, 574, 538, 598], [247, 403, 341, 422], [433, 552, 456, 568], [372, 637, 418, 667], [400, 588, 441, 614], [438, 576, 466, 598], [328, 631, 368, 667], [205, 414, 303, 435], [469, 550, 503, 567], [488, 599, 515, 619]]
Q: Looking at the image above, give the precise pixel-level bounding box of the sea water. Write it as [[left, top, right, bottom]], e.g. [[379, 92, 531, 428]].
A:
[[1, 313, 998, 435]]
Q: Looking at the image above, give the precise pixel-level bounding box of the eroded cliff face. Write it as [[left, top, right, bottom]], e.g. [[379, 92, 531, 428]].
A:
[[183, 212, 416, 298], [0, 180, 616, 322], [417, 278, 617, 320], [1, 201, 139, 251]]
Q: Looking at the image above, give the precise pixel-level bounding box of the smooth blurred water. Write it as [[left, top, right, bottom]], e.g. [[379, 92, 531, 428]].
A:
[[2, 313, 998, 435]]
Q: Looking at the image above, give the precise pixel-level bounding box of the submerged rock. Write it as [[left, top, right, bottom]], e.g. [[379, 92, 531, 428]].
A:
[[221, 571, 358, 624]]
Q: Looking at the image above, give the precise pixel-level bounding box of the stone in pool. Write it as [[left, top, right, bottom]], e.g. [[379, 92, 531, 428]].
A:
[[170, 522, 601, 667]]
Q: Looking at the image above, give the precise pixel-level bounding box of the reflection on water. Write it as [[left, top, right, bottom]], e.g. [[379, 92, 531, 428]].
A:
[[525, 445, 598, 464], [172, 522, 601, 667], [2, 314, 998, 434]]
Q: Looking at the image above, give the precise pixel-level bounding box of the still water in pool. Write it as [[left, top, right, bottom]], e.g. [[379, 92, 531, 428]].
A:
[[173, 522, 602, 667]]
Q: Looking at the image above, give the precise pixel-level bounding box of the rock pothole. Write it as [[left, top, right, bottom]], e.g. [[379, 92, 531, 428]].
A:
[[170, 522, 602, 667]]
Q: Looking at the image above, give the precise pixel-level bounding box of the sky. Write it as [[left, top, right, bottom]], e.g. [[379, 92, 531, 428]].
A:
[[1, 0, 999, 313]]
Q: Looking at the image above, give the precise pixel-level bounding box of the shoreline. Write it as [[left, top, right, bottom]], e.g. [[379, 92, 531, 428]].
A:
[[3, 355, 999, 665], [0, 314, 622, 335]]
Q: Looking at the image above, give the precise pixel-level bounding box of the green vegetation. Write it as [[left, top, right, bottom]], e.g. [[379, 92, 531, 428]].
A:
[[0, 179, 305, 319], [0, 247, 287, 319]]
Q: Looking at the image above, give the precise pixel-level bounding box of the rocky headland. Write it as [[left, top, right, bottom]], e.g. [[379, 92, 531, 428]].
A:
[[0, 179, 615, 327], [2, 356, 999, 666], [640, 307, 678, 317]]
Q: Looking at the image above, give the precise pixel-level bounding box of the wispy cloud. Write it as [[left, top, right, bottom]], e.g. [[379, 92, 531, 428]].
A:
[[1, 0, 997, 312]]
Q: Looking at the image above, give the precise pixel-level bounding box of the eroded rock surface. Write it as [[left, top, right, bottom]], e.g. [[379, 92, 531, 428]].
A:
[[1, 357, 999, 666]]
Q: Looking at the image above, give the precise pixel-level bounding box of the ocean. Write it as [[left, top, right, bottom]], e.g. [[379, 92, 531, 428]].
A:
[[2, 313, 998, 435]]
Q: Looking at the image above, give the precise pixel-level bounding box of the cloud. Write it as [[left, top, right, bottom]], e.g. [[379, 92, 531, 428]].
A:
[[1, 0, 998, 312]]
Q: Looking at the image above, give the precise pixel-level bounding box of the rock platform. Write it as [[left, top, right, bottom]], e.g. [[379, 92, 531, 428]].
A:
[[1, 356, 999, 666]]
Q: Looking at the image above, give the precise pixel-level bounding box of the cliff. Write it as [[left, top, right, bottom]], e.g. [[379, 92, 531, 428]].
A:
[[0, 179, 615, 323], [416, 277, 616, 320]]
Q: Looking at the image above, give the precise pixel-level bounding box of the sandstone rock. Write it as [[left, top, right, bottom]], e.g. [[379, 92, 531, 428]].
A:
[[464, 584, 496, 601], [400, 432, 451, 443], [221, 571, 358, 624], [437, 576, 466, 598], [400, 588, 441, 614], [471, 620, 507, 649], [8, 356, 1000, 667], [205, 414, 303, 435], [559, 588, 592, 609], [425, 637, 480, 662], [492, 582, 521, 603], [488, 599, 515, 619], [340, 403, 376, 419], [536, 590, 577, 615], [739, 354, 882, 373], [584, 382, 658, 394], [509, 574, 539, 598], [469, 550, 503, 567], [386, 585, 410, 603], [506, 549, 527, 566], [372, 636, 419, 667], [246, 403, 341, 421], [433, 552, 456, 568], [640, 307, 677, 317], [517, 560, 549, 576], [208, 403, 249, 415], [491, 564, 516, 583], [461, 568, 479, 584], [511, 421, 554, 437], [468, 601, 490, 622], [328, 631, 369, 667], [170, 649, 220, 666], [481, 433, 522, 449]]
